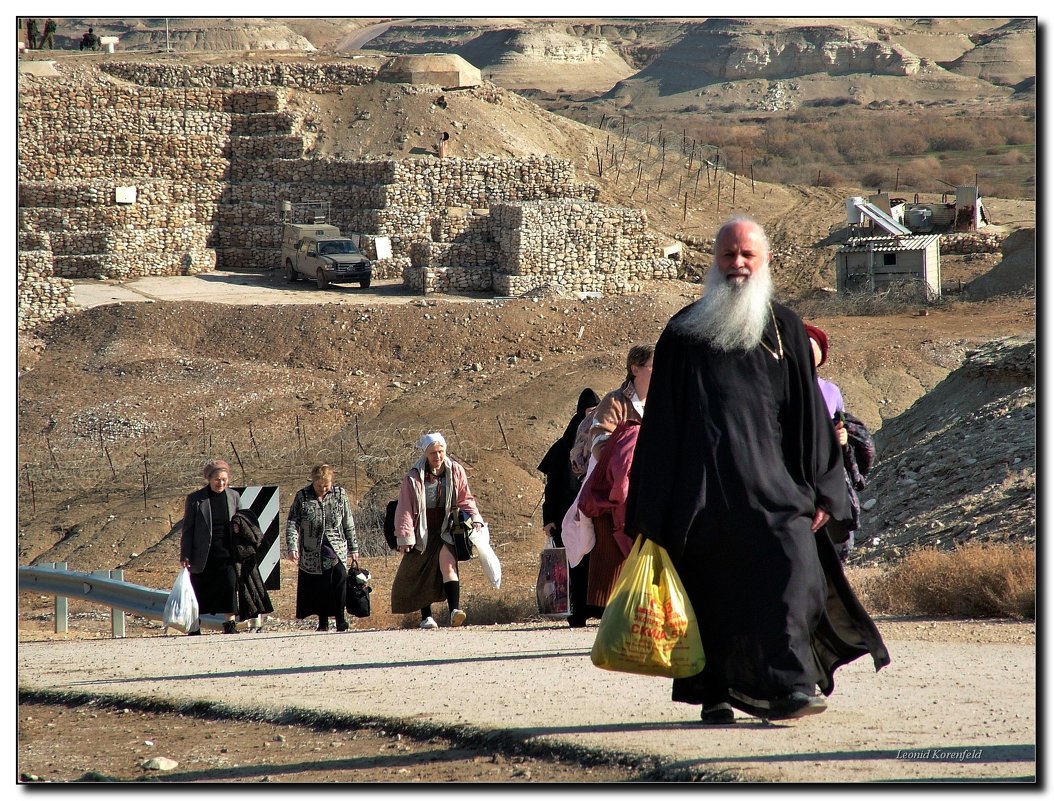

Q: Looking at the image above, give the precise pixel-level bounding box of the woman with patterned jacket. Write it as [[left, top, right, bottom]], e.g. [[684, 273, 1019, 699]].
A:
[[285, 464, 359, 632]]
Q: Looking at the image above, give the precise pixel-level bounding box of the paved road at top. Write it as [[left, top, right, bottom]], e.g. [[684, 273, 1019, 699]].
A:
[[17, 622, 1036, 782], [337, 19, 417, 52]]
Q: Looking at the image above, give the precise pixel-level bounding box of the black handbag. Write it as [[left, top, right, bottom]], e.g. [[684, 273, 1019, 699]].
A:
[[382, 500, 399, 550], [345, 561, 372, 618], [449, 510, 475, 562]]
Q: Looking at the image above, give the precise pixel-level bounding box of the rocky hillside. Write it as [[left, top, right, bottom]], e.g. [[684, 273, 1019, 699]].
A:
[[853, 336, 1036, 564]]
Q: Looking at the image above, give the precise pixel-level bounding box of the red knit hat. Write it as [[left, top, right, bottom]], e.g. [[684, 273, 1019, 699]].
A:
[[804, 323, 828, 367]]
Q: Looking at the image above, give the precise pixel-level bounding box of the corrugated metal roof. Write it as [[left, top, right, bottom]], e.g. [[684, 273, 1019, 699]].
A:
[[839, 234, 941, 253]]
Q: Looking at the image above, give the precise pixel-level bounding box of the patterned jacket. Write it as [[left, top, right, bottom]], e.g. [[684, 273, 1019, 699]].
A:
[[285, 484, 358, 575]]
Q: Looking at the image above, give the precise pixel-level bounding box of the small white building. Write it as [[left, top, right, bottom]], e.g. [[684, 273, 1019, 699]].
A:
[[836, 234, 942, 299]]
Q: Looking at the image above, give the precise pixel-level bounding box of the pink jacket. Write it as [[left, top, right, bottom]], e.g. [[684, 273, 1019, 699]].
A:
[[578, 419, 640, 558], [395, 458, 481, 552]]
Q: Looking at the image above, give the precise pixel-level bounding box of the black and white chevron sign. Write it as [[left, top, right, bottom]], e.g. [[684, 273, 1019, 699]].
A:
[[234, 485, 281, 590]]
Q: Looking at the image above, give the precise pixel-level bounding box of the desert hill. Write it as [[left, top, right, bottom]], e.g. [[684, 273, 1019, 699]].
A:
[[16, 23, 1036, 630]]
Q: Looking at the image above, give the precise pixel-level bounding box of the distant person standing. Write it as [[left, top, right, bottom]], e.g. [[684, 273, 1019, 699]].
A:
[[804, 322, 876, 562], [25, 18, 39, 49], [40, 18, 56, 48], [285, 464, 360, 632], [391, 432, 483, 629], [180, 459, 242, 635], [436, 131, 450, 158], [537, 387, 601, 627], [79, 27, 99, 51]]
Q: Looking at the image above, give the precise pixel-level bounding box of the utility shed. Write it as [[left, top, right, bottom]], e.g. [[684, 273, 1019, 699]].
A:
[[836, 234, 942, 298]]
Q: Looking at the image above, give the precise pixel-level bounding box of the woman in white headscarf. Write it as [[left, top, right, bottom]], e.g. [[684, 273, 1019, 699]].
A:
[[391, 432, 483, 629]]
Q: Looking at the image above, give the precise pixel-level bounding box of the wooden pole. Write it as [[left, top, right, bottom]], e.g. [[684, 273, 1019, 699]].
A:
[[683, 191, 689, 222], [355, 415, 366, 455], [26, 467, 35, 514], [44, 432, 58, 468], [496, 415, 511, 453], [229, 440, 245, 482], [249, 421, 260, 459]]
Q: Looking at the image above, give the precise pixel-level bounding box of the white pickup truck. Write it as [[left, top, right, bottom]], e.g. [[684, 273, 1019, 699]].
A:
[[281, 223, 372, 290]]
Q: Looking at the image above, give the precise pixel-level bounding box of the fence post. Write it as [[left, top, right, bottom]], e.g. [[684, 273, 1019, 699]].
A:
[[52, 561, 69, 633], [107, 569, 126, 638]]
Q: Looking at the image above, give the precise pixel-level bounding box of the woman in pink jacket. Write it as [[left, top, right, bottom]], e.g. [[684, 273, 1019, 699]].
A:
[[391, 432, 484, 629]]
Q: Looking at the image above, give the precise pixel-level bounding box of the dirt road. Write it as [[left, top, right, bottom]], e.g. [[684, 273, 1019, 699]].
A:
[[16, 619, 1036, 783]]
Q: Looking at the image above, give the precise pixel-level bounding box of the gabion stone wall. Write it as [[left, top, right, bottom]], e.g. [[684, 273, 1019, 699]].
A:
[[18, 62, 676, 329], [18, 234, 74, 332], [405, 265, 494, 294], [371, 257, 411, 282], [490, 199, 678, 295], [940, 232, 1004, 254], [99, 62, 379, 90]]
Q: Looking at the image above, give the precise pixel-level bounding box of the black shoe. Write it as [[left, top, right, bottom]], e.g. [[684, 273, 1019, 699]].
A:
[[222, 621, 238, 635], [316, 618, 329, 632], [763, 692, 827, 721], [335, 618, 349, 632], [701, 703, 735, 725], [186, 628, 201, 636]]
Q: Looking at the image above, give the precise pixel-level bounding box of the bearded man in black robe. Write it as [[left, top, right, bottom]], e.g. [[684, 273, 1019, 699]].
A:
[[625, 216, 889, 724]]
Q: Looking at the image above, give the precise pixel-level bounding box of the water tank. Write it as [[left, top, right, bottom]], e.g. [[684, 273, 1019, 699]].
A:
[[907, 207, 932, 230], [846, 197, 864, 225]]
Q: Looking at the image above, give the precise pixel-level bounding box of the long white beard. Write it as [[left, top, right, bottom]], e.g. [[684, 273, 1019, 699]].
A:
[[676, 262, 774, 351]]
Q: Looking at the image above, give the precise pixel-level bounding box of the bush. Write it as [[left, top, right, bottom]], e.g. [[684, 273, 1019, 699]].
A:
[[862, 543, 1035, 619], [396, 591, 539, 628]]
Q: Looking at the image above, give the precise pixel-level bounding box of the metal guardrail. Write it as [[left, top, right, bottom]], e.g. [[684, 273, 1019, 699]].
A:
[[18, 563, 233, 637]]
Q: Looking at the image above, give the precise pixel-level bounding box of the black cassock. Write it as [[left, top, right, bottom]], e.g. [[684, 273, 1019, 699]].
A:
[[625, 301, 889, 715]]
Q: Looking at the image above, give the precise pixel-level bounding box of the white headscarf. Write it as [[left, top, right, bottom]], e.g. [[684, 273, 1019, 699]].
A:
[[417, 432, 447, 453]]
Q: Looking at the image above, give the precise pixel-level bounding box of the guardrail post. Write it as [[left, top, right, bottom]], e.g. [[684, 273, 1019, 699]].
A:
[[111, 569, 126, 638], [52, 562, 69, 634]]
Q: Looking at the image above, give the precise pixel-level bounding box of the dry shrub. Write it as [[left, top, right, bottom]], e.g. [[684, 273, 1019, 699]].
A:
[[864, 543, 1035, 619], [467, 592, 539, 625], [396, 591, 539, 628]]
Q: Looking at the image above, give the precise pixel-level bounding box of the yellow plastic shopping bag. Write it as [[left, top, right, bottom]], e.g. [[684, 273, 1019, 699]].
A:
[[590, 535, 705, 678]]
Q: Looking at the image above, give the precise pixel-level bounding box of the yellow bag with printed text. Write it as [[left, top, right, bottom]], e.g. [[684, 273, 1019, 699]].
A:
[[590, 535, 705, 678]]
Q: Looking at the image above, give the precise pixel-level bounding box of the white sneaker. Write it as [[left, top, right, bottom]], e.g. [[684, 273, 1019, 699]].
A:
[[419, 616, 438, 630], [450, 609, 467, 627]]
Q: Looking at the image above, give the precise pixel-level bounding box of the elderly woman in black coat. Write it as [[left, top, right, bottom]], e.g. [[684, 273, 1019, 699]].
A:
[[537, 387, 601, 627], [180, 459, 242, 634]]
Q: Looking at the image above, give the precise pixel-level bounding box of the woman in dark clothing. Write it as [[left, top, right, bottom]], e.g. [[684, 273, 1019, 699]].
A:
[[537, 387, 601, 627], [180, 459, 241, 635], [285, 464, 359, 632]]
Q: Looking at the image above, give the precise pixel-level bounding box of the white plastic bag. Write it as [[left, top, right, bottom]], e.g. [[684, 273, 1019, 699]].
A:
[[163, 567, 199, 633], [469, 524, 502, 589], [561, 455, 597, 568]]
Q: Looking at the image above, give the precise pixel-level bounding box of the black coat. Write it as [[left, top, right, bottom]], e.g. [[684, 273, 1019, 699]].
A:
[[537, 388, 600, 543], [180, 486, 239, 574], [625, 301, 889, 708], [231, 509, 273, 619]]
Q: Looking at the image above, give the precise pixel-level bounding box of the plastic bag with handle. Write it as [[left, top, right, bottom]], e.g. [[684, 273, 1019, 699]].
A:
[[590, 535, 705, 678], [536, 537, 571, 619], [469, 524, 501, 589], [162, 567, 199, 634]]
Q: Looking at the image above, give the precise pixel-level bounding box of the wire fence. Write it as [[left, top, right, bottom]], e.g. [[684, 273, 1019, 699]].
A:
[[17, 415, 521, 559], [592, 115, 764, 221]]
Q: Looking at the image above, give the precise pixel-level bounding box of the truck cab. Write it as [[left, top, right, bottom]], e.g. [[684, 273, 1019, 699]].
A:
[[281, 223, 372, 290]]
